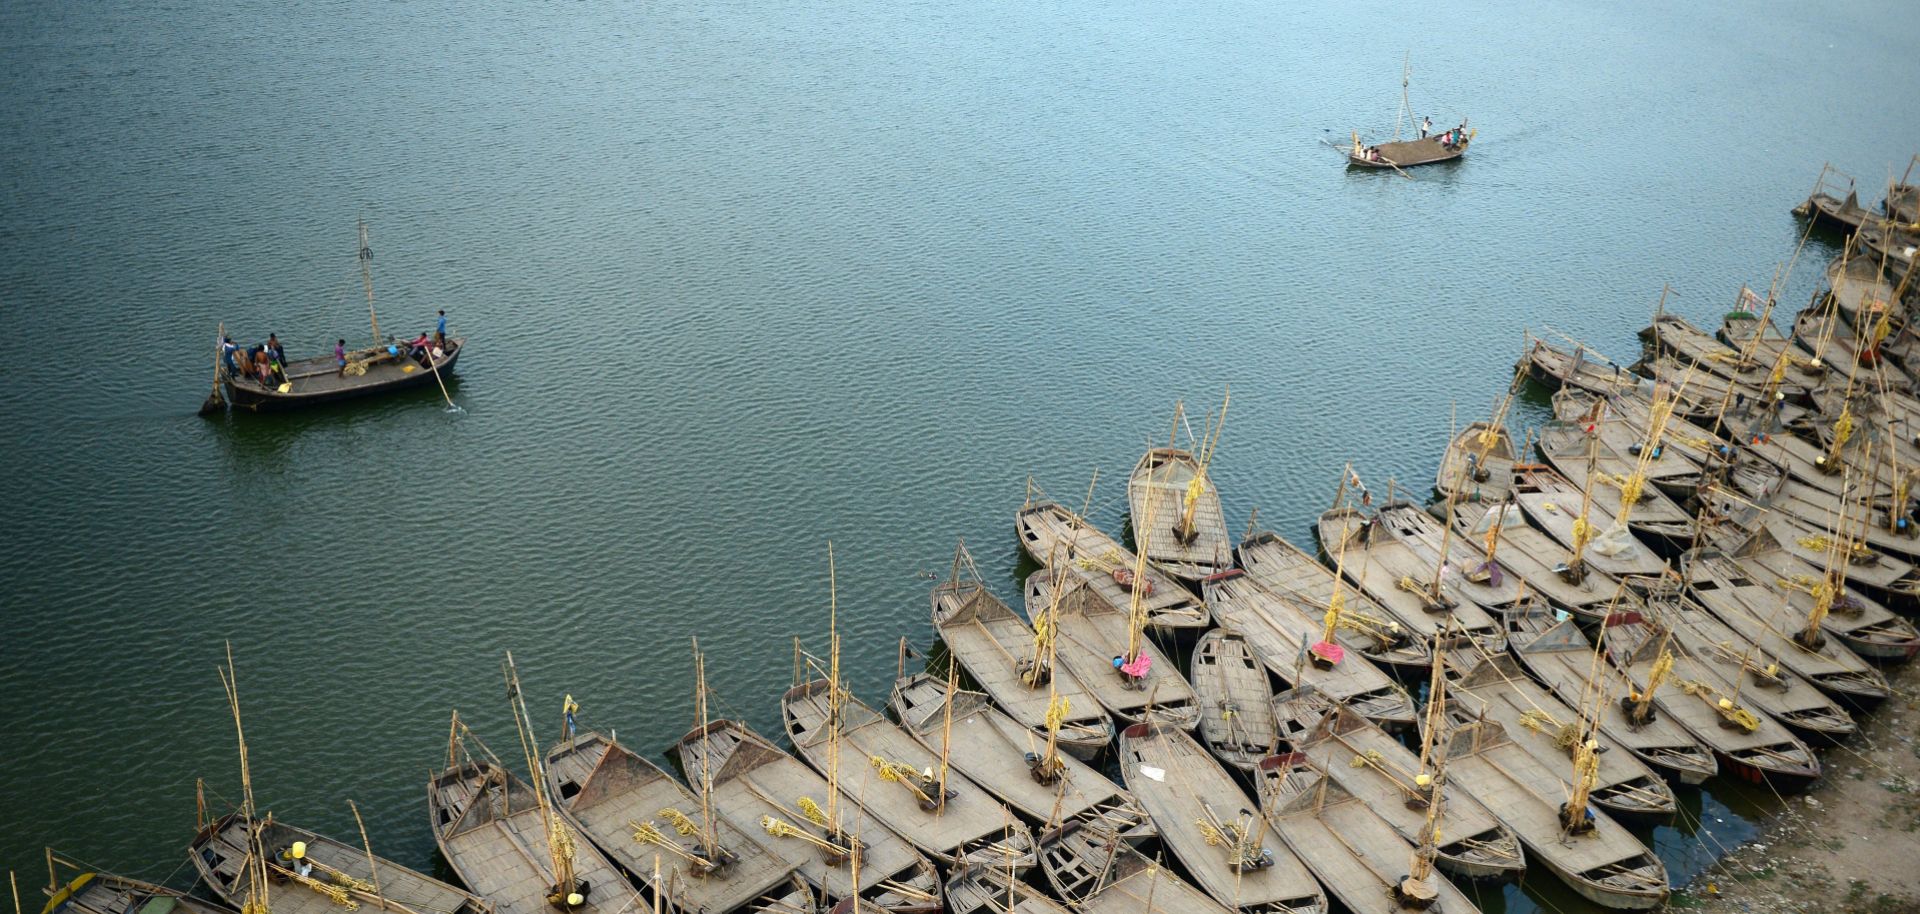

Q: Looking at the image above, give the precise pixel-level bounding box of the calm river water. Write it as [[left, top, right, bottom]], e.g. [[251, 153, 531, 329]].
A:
[[3, 0, 1918, 910]]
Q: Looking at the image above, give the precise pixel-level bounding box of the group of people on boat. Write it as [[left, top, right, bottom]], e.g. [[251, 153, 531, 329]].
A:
[[1418, 115, 1470, 149], [221, 310, 450, 388]]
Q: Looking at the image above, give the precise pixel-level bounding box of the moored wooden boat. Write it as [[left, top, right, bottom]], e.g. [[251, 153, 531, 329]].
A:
[[1235, 531, 1433, 672], [670, 719, 944, 914], [1022, 571, 1201, 730], [1441, 654, 1677, 822], [1588, 608, 1822, 790], [1426, 714, 1669, 909], [192, 812, 491, 914], [1116, 721, 1327, 914], [1129, 446, 1231, 581], [427, 757, 646, 914], [1521, 448, 1695, 551], [1257, 752, 1485, 914], [1449, 497, 1626, 620], [1314, 505, 1507, 654], [782, 678, 1038, 871], [1699, 524, 1920, 662], [44, 866, 234, 914], [931, 543, 1113, 759], [1679, 550, 1892, 703], [1792, 164, 1872, 233], [887, 673, 1154, 841], [544, 730, 800, 914], [1370, 503, 1529, 613], [1642, 312, 1826, 393], [1518, 337, 1649, 399], [1437, 421, 1516, 503], [1551, 389, 1717, 500], [943, 861, 1070, 914], [1202, 571, 1416, 730], [1282, 702, 1525, 882], [1038, 822, 1232, 914], [1016, 500, 1209, 631], [1504, 608, 1718, 785], [1711, 504, 1920, 605], [1188, 629, 1281, 772]]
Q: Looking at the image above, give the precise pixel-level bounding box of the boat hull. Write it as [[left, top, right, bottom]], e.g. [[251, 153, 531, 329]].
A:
[[222, 342, 463, 412]]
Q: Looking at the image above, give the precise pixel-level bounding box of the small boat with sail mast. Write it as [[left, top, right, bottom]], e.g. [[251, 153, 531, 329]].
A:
[[1551, 386, 1725, 498], [1278, 698, 1525, 883], [1202, 570, 1416, 731], [209, 221, 464, 413], [887, 670, 1154, 841], [1023, 570, 1201, 730], [1642, 310, 1827, 393], [1116, 721, 1327, 914], [191, 649, 495, 914], [1017, 497, 1209, 632], [1257, 751, 1486, 914], [931, 542, 1113, 759], [1793, 164, 1874, 233], [1585, 600, 1823, 789], [1447, 495, 1627, 620], [1234, 530, 1431, 673], [1314, 498, 1507, 655], [1503, 606, 1718, 785], [428, 716, 644, 914], [1678, 549, 1893, 702], [1710, 501, 1920, 606], [1127, 397, 1233, 581], [1345, 58, 1471, 170], [1529, 437, 1696, 550], [783, 672, 1037, 871], [1437, 421, 1517, 504], [670, 717, 944, 914], [1440, 653, 1677, 822]]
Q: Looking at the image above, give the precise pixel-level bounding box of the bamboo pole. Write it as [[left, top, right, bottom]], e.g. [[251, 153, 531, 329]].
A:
[[350, 801, 385, 905], [358, 221, 381, 345], [936, 660, 956, 816]]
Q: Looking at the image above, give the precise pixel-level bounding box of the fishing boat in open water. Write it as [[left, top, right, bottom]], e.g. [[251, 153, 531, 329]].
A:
[[207, 222, 464, 413], [1345, 59, 1471, 171]]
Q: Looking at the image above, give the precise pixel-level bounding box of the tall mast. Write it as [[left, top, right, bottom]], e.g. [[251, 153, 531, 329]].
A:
[[504, 652, 578, 903], [825, 544, 843, 832], [217, 644, 271, 914], [1177, 390, 1230, 545], [693, 641, 718, 860], [1394, 53, 1410, 141], [358, 221, 381, 345]]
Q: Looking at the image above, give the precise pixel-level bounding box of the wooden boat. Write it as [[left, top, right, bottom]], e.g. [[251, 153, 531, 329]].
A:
[[1440, 654, 1676, 821], [1679, 550, 1892, 702], [1021, 570, 1201, 730], [1504, 465, 1670, 584], [1426, 712, 1668, 909], [543, 730, 801, 914], [1889, 157, 1920, 225], [1857, 222, 1920, 275], [1715, 457, 1920, 564], [1257, 753, 1484, 914], [43, 867, 234, 914], [1016, 500, 1209, 631], [1235, 531, 1433, 672], [931, 543, 1114, 759], [1527, 439, 1695, 548], [1449, 497, 1625, 620], [782, 678, 1038, 871], [1551, 388, 1719, 499], [428, 758, 646, 914], [886, 673, 1154, 840], [1116, 721, 1327, 914], [1437, 421, 1517, 503], [1348, 132, 1470, 168], [1717, 399, 1898, 499], [1202, 570, 1415, 730], [1582, 608, 1822, 789], [1038, 821, 1233, 914], [670, 719, 944, 914], [1518, 337, 1649, 398], [1504, 608, 1718, 785], [192, 812, 492, 914], [1792, 164, 1872, 233], [1698, 523, 1920, 662], [1630, 353, 1799, 422], [1370, 503, 1529, 613], [1641, 312, 1827, 393], [1314, 505, 1506, 654], [215, 223, 465, 413], [1633, 578, 1859, 742], [1720, 308, 1858, 394], [1282, 702, 1525, 882], [1128, 446, 1231, 581], [943, 861, 1071, 914], [1187, 629, 1280, 772], [1712, 502, 1920, 604]]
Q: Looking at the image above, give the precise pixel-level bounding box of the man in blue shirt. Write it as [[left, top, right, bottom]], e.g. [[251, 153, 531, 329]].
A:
[[436, 309, 448, 348]]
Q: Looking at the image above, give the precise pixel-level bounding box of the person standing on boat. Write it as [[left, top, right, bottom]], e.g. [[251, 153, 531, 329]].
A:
[[335, 339, 348, 376], [1420, 115, 1432, 139], [435, 309, 447, 349], [220, 337, 240, 377]]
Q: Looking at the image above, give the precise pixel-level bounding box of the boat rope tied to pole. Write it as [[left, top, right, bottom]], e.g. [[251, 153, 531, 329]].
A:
[[1194, 817, 1271, 872], [629, 821, 717, 869], [796, 796, 829, 827], [1517, 709, 1581, 751], [274, 865, 358, 909], [1043, 695, 1071, 732], [1675, 680, 1761, 731], [760, 816, 854, 864]]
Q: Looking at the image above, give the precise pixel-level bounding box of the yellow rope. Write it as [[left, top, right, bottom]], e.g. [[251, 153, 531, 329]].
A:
[[659, 807, 701, 837], [797, 796, 828, 827], [1043, 695, 1071, 732], [1675, 679, 1761, 731], [1349, 750, 1384, 769]]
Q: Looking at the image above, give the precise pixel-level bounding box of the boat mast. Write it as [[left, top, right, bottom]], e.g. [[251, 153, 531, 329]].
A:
[[358, 221, 381, 345], [217, 643, 272, 914], [503, 652, 579, 904], [692, 641, 719, 861], [1177, 390, 1230, 545], [1394, 53, 1410, 141]]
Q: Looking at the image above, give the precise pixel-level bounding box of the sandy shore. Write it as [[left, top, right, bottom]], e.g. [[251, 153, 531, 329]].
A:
[[1674, 659, 1920, 914]]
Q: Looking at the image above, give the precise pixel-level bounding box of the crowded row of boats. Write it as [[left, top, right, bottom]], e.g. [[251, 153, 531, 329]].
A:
[[53, 171, 1920, 914]]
